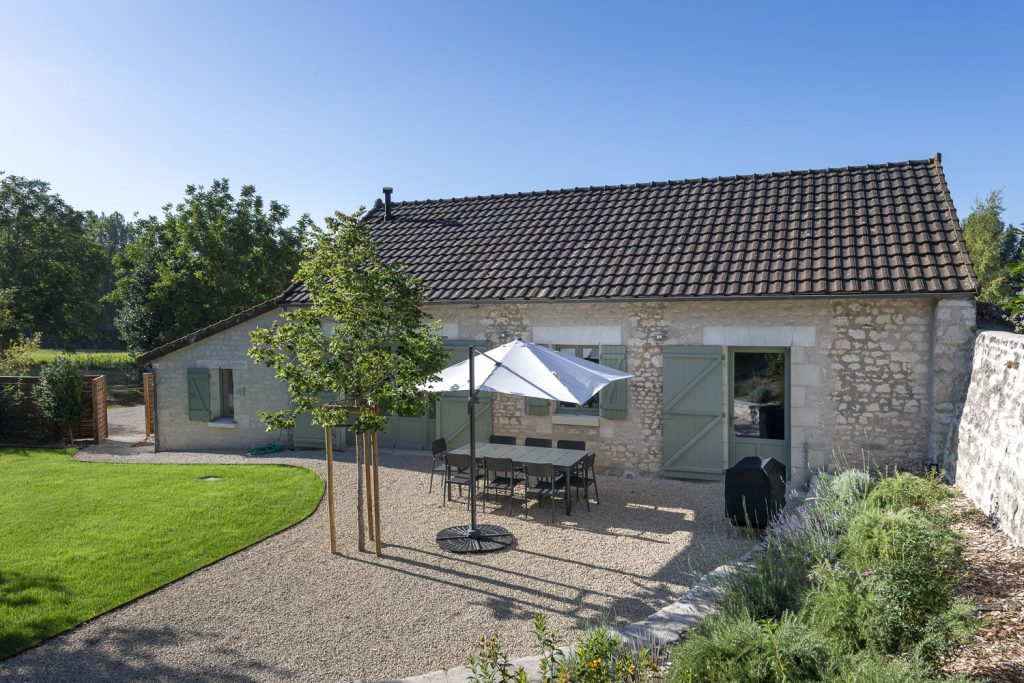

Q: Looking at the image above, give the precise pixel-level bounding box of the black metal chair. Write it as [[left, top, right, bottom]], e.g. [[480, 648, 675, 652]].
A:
[[524, 461, 565, 522], [444, 451, 483, 506], [557, 439, 586, 451], [483, 456, 525, 514], [489, 434, 516, 445], [524, 437, 552, 447], [569, 452, 600, 510], [429, 438, 447, 494]]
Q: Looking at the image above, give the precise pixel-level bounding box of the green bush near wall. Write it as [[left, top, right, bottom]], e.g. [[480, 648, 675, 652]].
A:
[[667, 468, 977, 683]]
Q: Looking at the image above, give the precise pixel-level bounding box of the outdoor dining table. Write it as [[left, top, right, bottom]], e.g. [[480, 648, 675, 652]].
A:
[[448, 442, 589, 516]]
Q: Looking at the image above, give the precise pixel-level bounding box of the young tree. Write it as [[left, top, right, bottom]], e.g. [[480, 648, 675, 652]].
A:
[[248, 209, 448, 436], [962, 190, 1021, 306], [0, 173, 106, 344], [33, 355, 89, 443], [250, 209, 447, 553], [110, 180, 308, 353]]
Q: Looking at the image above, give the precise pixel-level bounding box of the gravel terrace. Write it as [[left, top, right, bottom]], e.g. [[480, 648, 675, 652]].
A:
[[0, 407, 750, 682]]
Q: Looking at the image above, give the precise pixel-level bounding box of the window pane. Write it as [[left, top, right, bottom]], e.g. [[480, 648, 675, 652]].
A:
[[220, 369, 234, 418], [556, 345, 600, 412], [733, 352, 785, 440]]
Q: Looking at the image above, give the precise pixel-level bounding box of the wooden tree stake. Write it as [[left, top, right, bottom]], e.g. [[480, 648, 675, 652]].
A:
[[371, 429, 382, 556], [363, 431, 375, 542]]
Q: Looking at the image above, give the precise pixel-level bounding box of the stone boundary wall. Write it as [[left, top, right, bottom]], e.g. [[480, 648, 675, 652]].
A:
[[945, 331, 1024, 546]]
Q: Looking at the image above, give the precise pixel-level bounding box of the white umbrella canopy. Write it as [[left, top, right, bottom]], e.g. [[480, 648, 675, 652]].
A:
[[419, 338, 631, 405]]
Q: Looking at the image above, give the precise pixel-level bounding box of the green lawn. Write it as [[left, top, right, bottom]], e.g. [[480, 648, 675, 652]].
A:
[[0, 449, 324, 659], [26, 349, 134, 366]]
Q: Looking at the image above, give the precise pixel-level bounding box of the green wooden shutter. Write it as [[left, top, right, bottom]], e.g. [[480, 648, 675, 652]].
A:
[[599, 345, 627, 419], [187, 368, 210, 422], [436, 340, 493, 446], [524, 396, 550, 415], [661, 345, 725, 480]]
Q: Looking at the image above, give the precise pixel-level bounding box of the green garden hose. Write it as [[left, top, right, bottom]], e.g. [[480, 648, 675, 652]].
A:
[[246, 444, 285, 457]]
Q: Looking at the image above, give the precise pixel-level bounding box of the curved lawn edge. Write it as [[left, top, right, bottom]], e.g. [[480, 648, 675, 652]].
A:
[[0, 449, 325, 662]]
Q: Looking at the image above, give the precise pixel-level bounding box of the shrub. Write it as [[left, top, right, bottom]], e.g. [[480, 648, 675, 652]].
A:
[[813, 468, 873, 533], [840, 508, 970, 657], [667, 612, 834, 683], [719, 504, 839, 619], [32, 355, 88, 442], [468, 615, 660, 683], [865, 471, 951, 514], [801, 564, 871, 654], [554, 626, 660, 682], [0, 332, 41, 375], [466, 634, 526, 683], [822, 650, 976, 683], [718, 550, 812, 620]]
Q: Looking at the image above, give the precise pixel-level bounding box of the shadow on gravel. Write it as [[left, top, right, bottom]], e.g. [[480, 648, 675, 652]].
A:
[[0, 623, 296, 682]]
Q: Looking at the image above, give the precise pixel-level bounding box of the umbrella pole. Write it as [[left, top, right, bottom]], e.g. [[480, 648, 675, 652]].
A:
[[469, 346, 478, 531], [435, 346, 514, 553]]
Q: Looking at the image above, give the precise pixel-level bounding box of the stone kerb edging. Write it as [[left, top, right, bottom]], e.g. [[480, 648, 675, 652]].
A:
[[381, 559, 748, 683], [386, 488, 811, 683]]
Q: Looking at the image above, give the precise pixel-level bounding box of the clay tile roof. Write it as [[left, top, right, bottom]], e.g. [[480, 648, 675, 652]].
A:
[[281, 156, 977, 305], [142, 157, 977, 362]]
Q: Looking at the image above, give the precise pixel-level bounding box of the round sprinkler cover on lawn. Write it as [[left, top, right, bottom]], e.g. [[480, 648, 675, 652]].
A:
[[436, 524, 514, 553]]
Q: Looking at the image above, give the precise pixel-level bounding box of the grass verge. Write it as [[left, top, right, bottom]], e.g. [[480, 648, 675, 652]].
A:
[[0, 448, 323, 659], [25, 350, 134, 367]]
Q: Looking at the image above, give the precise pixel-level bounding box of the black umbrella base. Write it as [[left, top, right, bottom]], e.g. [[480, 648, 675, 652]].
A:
[[436, 524, 515, 553]]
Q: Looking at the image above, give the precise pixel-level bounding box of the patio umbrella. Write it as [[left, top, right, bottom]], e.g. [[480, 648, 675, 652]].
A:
[[420, 338, 632, 553]]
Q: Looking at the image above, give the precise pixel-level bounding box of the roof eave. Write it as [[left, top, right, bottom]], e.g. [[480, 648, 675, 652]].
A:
[[136, 296, 283, 364]]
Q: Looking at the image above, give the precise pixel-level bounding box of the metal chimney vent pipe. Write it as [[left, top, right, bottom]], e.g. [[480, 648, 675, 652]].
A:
[[382, 187, 394, 221]]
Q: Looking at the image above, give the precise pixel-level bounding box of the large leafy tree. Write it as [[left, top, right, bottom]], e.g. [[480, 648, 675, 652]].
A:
[[82, 211, 134, 349], [962, 190, 1022, 306], [248, 209, 448, 436], [0, 173, 106, 345], [111, 180, 308, 353]]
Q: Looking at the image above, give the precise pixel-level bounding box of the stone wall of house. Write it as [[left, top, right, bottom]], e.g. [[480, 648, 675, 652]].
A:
[[824, 298, 978, 471], [151, 310, 292, 452], [944, 331, 1024, 546], [428, 295, 975, 485], [149, 295, 976, 484]]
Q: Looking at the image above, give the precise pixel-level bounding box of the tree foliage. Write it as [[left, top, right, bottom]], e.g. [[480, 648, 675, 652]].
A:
[[110, 179, 307, 353], [0, 173, 106, 345], [33, 355, 89, 440], [962, 190, 1022, 306], [248, 210, 448, 435], [86, 212, 134, 348]]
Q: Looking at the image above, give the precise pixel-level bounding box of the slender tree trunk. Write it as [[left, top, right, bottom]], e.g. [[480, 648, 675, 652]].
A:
[[325, 427, 337, 554], [356, 429, 366, 553]]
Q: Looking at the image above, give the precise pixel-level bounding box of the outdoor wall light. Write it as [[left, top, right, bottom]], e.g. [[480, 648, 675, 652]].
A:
[[497, 330, 510, 342], [654, 330, 667, 342]]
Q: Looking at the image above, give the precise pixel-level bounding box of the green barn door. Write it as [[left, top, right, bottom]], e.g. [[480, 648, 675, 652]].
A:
[[436, 340, 492, 448], [662, 346, 726, 480], [293, 392, 345, 451], [436, 394, 492, 448]]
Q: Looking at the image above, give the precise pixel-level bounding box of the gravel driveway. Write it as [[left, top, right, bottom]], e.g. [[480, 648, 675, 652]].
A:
[[0, 407, 749, 682]]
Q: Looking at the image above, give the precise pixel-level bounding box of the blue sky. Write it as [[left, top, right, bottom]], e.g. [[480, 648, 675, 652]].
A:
[[1, 1, 1021, 226]]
